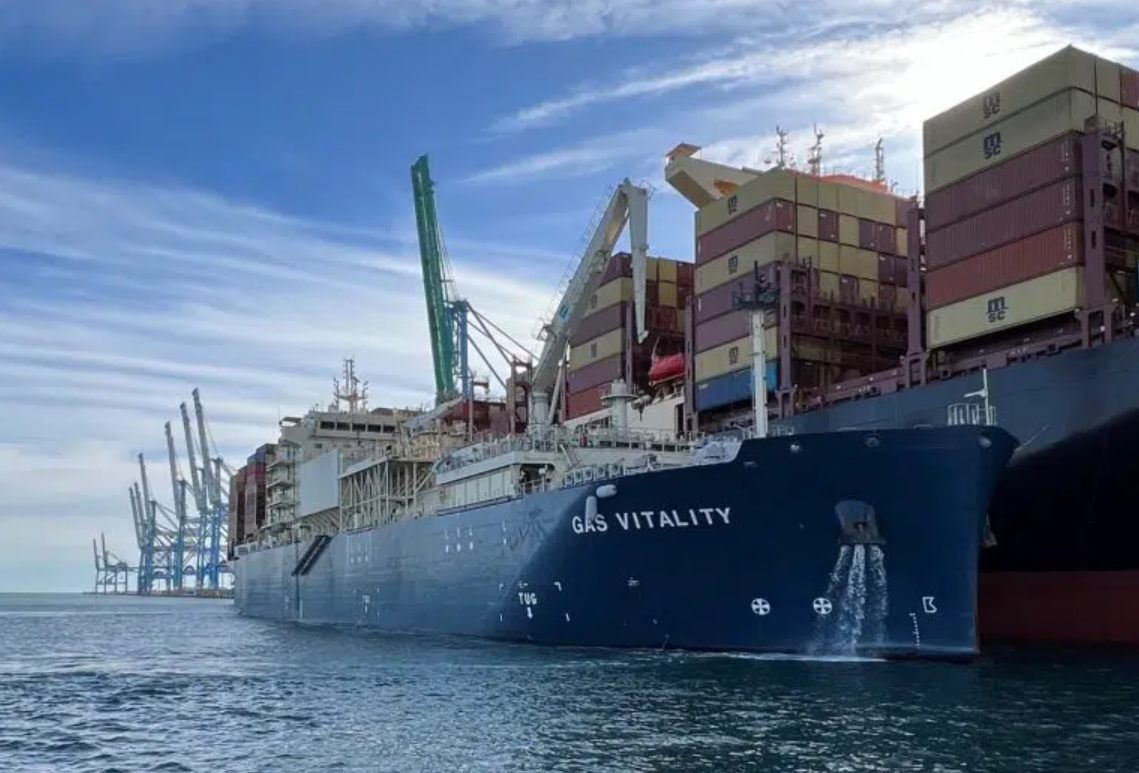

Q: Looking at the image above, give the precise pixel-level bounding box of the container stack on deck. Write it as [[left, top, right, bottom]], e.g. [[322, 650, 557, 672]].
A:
[[690, 167, 910, 424], [922, 46, 1139, 354], [227, 468, 247, 560], [242, 444, 274, 544], [564, 251, 692, 419]]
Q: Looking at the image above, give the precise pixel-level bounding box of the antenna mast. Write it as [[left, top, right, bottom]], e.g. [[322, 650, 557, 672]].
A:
[[808, 124, 824, 176], [333, 357, 369, 413], [774, 126, 789, 169], [873, 138, 886, 184]]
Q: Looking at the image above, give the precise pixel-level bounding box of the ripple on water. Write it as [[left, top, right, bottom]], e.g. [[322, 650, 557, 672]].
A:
[[1, 595, 1139, 773]]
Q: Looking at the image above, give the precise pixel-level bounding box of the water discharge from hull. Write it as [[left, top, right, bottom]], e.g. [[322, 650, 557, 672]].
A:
[[809, 545, 889, 656]]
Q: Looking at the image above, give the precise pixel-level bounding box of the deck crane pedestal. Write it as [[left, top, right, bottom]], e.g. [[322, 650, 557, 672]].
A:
[[527, 179, 651, 429]]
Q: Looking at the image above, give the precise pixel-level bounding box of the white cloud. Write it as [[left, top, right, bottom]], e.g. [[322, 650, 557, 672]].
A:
[[0, 150, 560, 591], [482, 4, 1138, 192]]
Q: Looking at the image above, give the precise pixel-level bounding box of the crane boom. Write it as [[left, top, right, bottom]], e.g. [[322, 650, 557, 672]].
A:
[[180, 402, 206, 514], [529, 179, 649, 426], [411, 154, 458, 404]]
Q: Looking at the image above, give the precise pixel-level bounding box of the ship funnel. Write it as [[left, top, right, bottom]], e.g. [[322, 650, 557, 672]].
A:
[[834, 500, 886, 546]]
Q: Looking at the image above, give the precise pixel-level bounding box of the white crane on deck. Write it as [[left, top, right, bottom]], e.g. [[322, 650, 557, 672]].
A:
[[528, 179, 651, 429]]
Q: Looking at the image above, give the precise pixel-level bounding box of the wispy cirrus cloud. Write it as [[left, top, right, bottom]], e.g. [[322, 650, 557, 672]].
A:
[[479, 4, 1138, 192], [0, 149, 561, 591]]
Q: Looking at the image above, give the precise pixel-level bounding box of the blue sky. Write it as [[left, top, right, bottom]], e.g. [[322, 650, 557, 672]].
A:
[[0, 1, 1135, 592]]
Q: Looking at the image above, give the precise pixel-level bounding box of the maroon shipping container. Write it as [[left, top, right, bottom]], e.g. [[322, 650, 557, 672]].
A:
[[926, 176, 1081, 269], [924, 133, 1081, 231], [677, 261, 695, 287], [694, 282, 738, 324], [875, 222, 896, 255], [839, 275, 859, 304], [1127, 149, 1139, 192], [696, 199, 794, 265], [600, 252, 633, 284], [648, 305, 681, 333], [571, 302, 625, 346], [694, 310, 750, 353], [678, 284, 693, 312], [857, 218, 878, 250], [894, 197, 914, 226], [877, 254, 907, 286], [566, 353, 623, 393], [924, 222, 1083, 309], [566, 384, 607, 419], [879, 283, 898, 310], [645, 279, 659, 307], [817, 209, 839, 242], [1121, 66, 1139, 109]]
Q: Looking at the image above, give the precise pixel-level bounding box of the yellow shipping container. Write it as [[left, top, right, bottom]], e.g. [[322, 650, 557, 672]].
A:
[[658, 280, 678, 308], [818, 180, 840, 212], [645, 256, 660, 281], [852, 188, 893, 224], [838, 185, 859, 217], [923, 46, 1099, 156], [797, 236, 819, 266], [895, 227, 909, 257], [1125, 108, 1139, 151], [839, 246, 879, 281], [797, 204, 818, 238], [657, 258, 678, 284], [1097, 56, 1122, 104], [925, 87, 1098, 194], [818, 270, 840, 298], [696, 168, 799, 235], [694, 329, 777, 383], [818, 241, 840, 273], [838, 214, 859, 246], [585, 276, 632, 317], [695, 232, 797, 294], [569, 328, 624, 370], [926, 267, 1082, 348], [795, 174, 820, 207]]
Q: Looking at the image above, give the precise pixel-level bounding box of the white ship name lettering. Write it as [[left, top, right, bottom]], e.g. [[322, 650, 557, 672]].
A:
[[571, 507, 730, 535]]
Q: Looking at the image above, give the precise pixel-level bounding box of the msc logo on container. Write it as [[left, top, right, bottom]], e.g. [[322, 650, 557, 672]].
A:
[[982, 91, 1002, 119], [982, 131, 1003, 160], [986, 296, 1008, 324]]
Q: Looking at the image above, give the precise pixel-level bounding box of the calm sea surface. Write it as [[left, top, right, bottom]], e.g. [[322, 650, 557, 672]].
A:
[[1, 593, 1136, 773]]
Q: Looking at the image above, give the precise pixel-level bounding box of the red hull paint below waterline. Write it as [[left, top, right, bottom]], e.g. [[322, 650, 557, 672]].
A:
[[979, 571, 1139, 646]]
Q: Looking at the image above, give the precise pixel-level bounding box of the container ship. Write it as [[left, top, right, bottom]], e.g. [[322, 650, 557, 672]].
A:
[[228, 169, 1017, 661], [662, 45, 1139, 647]]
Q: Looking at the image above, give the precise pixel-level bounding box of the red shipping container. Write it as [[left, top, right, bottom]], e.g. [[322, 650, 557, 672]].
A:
[[678, 284, 693, 311], [926, 177, 1081, 269], [566, 384, 607, 419], [697, 199, 794, 265], [817, 209, 839, 242], [566, 353, 624, 392], [924, 222, 1083, 309], [694, 310, 750, 353], [600, 252, 633, 284], [924, 133, 1081, 231], [645, 279, 659, 307], [677, 261, 695, 287], [570, 302, 625, 346], [648, 306, 680, 332], [875, 222, 896, 255], [879, 283, 898, 310], [693, 264, 779, 324], [857, 218, 878, 250], [1120, 67, 1139, 109]]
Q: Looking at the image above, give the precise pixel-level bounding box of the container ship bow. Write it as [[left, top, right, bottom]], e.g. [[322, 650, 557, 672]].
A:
[[231, 164, 1018, 661]]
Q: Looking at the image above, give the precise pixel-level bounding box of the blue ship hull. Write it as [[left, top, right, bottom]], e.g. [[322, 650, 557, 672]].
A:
[[234, 426, 1016, 660]]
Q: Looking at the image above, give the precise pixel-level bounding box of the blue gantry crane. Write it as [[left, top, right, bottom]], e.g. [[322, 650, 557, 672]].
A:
[[111, 387, 232, 596]]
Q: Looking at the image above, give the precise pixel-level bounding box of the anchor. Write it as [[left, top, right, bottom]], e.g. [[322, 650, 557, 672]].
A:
[[834, 500, 886, 546]]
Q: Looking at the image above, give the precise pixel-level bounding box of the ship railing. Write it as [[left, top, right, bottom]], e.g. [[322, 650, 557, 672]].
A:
[[946, 402, 998, 427]]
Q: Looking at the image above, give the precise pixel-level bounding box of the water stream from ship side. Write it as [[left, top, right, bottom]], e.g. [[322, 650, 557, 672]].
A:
[[2, 593, 1137, 773], [809, 545, 889, 656]]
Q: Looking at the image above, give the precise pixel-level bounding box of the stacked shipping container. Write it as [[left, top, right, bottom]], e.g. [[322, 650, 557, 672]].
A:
[[565, 252, 693, 419], [242, 444, 274, 540], [227, 468, 247, 558], [691, 167, 910, 414], [923, 46, 1139, 349]]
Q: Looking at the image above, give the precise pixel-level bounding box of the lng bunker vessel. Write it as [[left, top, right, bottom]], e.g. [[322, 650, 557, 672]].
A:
[[230, 166, 1017, 661], [231, 44, 1139, 650]]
